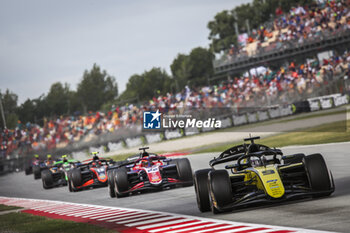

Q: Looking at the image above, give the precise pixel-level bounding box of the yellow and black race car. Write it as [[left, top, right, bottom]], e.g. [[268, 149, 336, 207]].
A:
[[194, 136, 335, 214]]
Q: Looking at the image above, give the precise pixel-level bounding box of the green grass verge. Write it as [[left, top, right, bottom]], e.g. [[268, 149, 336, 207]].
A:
[[0, 212, 115, 233], [277, 108, 347, 124], [110, 152, 137, 162], [0, 204, 22, 212], [194, 120, 350, 154], [216, 107, 347, 133]]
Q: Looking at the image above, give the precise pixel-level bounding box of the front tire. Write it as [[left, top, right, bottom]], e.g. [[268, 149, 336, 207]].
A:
[[173, 158, 193, 186], [208, 170, 233, 214], [114, 169, 129, 198], [67, 171, 74, 192], [41, 169, 53, 189], [25, 166, 32, 175], [108, 170, 116, 198], [303, 153, 333, 196], [33, 165, 41, 179], [194, 169, 212, 212], [71, 168, 82, 187]]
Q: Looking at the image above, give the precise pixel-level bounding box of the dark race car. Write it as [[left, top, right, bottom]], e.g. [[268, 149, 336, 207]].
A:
[[41, 156, 80, 189], [194, 136, 335, 214], [108, 147, 193, 198], [26, 154, 54, 179], [67, 154, 115, 192], [28, 158, 48, 180]]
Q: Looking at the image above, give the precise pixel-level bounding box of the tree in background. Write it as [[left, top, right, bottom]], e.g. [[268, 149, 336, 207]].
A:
[[208, 10, 237, 54], [170, 54, 192, 91], [17, 99, 36, 126], [76, 64, 118, 112], [118, 68, 173, 104], [0, 89, 19, 129], [170, 47, 214, 89], [208, 0, 313, 54], [17, 95, 48, 126], [10, 64, 117, 127], [46, 82, 70, 116], [188, 47, 214, 87]]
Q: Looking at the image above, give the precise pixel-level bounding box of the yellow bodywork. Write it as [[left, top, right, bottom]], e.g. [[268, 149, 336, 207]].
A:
[[233, 164, 285, 198]]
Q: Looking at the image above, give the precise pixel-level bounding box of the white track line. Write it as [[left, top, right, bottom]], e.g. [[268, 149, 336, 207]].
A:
[[139, 219, 195, 230], [106, 212, 154, 222], [117, 214, 165, 224], [108, 212, 155, 223], [65, 208, 98, 216], [126, 216, 181, 227], [191, 225, 248, 233], [219, 226, 268, 233], [72, 208, 112, 217], [96, 211, 136, 221], [47, 205, 82, 214], [165, 223, 222, 233], [81, 209, 123, 218], [33, 203, 70, 211], [149, 221, 212, 232], [90, 210, 128, 219]]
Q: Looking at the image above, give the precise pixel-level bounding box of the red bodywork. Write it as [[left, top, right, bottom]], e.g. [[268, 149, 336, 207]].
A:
[[132, 159, 164, 184], [120, 157, 183, 194], [75, 165, 108, 189]]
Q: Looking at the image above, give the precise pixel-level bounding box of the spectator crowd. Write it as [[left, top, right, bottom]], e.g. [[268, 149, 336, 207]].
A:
[[226, 0, 350, 60]]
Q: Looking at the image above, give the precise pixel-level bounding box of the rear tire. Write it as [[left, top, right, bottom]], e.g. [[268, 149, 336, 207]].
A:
[[25, 166, 32, 175], [303, 153, 333, 196], [114, 169, 129, 198], [208, 170, 233, 214], [33, 166, 41, 179], [194, 169, 212, 212], [173, 158, 193, 186], [108, 170, 116, 198], [41, 169, 53, 189], [71, 168, 82, 187]]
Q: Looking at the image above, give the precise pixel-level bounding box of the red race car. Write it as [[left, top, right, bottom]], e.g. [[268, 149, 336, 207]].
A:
[[67, 153, 115, 192], [108, 147, 193, 198]]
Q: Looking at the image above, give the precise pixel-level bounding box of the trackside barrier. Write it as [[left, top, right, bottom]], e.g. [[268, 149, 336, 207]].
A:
[[232, 114, 247, 126], [247, 112, 258, 123]]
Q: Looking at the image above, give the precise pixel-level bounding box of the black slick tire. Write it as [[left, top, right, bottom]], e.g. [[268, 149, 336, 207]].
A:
[[303, 153, 333, 196], [194, 168, 212, 212], [208, 169, 233, 214], [41, 169, 53, 189]]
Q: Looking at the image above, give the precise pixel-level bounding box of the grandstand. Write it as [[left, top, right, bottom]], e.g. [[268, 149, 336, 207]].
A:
[[212, 0, 350, 79]]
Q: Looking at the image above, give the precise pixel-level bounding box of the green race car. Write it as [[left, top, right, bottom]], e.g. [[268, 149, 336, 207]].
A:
[[41, 156, 80, 189]]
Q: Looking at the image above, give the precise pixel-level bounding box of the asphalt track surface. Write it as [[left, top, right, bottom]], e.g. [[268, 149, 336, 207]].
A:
[[1, 142, 350, 233]]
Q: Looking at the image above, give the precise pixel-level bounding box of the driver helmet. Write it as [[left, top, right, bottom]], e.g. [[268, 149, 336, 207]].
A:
[[141, 159, 148, 167], [34, 154, 39, 159], [92, 151, 99, 161], [62, 155, 68, 163], [47, 154, 52, 160], [92, 161, 101, 167], [250, 156, 261, 167], [142, 152, 149, 158]]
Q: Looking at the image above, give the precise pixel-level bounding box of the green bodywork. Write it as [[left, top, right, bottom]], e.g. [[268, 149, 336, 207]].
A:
[[53, 160, 78, 180]]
